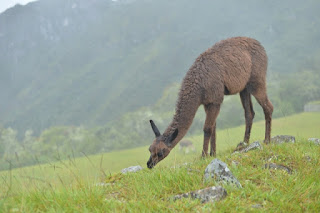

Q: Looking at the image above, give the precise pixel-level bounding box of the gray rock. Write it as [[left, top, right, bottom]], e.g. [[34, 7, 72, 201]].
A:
[[240, 141, 262, 153], [308, 138, 320, 145], [271, 135, 295, 144], [264, 163, 292, 174], [172, 186, 227, 203], [304, 155, 312, 161], [121, 165, 143, 174], [204, 159, 242, 188], [251, 204, 263, 209]]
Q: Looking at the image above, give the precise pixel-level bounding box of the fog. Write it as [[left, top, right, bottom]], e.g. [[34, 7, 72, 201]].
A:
[[0, 0, 319, 170]]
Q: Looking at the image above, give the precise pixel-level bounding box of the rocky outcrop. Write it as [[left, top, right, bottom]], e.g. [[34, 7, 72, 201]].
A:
[[234, 141, 263, 153], [271, 135, 295, 144], [204, 159, 242, 188], [251, 204, 263, 209], [241, 141, 263, 153], [308, 138, 320, 145], [172, 186, 227, 203]]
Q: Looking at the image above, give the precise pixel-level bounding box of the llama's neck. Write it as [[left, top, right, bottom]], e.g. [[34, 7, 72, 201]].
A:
[[163, 87, 201, 149]]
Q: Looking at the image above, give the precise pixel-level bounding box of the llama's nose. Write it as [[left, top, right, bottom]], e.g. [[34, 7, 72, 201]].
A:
[[147, 156, 154, 169]]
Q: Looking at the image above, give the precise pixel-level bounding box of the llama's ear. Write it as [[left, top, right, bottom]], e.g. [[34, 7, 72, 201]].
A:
[[166, 129, 179, 145], [150, 120, 161, 137]]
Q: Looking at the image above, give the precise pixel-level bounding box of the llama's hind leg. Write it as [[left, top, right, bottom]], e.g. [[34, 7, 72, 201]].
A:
[[240, 88, 255, 143], [203, 104, 220, 157], [252, 92, 273, 143]]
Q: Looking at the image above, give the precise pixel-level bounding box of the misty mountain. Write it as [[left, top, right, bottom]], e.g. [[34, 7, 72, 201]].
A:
[[0, 0, 319, 136]]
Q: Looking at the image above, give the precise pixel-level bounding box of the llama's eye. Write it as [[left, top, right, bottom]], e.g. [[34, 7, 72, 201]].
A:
[[157, 152, 163, 158]]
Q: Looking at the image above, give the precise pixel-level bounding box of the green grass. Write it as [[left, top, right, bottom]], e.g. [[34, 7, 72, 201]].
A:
[[0, 112, 320, 212], [101, 140, 320, 212]]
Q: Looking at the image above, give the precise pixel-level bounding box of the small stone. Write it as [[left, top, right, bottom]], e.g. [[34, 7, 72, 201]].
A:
[[204, 159, 242, 188], [240, 141, 262, 153], [304, 155, 312, 161], [271, 135, 295, 144], [264, 163, 292, 174], [121, 165, 143, 174], [251, 204, 263, 209], [173, 186, 227, 203], [308, 138, 320, 145]]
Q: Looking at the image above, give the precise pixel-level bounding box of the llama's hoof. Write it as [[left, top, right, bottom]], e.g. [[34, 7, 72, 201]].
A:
[[201, 153, 209, 158], [209, 152, 216, 157], [263, 139, 270, 144]]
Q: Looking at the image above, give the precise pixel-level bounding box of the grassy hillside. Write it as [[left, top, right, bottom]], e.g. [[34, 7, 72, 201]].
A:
[[0, 112, 319, 211]]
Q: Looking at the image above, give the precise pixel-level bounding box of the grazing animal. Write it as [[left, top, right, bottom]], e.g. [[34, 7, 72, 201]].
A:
[[147, 37, 273, 169]]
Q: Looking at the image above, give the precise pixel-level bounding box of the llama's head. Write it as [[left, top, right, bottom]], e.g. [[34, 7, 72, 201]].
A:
[[147, 120, 178, 169]]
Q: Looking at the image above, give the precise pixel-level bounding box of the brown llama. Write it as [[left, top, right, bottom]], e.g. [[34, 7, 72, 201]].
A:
[[147, 37, 273, 169]]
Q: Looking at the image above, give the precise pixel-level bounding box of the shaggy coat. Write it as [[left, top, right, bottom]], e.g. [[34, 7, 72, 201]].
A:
[[147, 37, 273, 168]]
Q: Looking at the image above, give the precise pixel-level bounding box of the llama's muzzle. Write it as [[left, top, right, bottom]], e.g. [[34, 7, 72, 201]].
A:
[[147, 156, 156, 169]]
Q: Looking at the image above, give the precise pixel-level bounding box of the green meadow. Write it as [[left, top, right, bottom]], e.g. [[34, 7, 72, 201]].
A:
[[0, 112, 319, 212]]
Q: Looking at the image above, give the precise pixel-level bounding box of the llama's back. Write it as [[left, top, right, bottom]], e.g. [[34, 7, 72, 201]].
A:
[[214, 37, 267, 94], [180, 37, 268, 105], [188, 37, 267, 96]]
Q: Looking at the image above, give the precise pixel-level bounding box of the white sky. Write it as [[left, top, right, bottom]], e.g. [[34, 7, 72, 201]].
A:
[[0, 0, 38, 14]]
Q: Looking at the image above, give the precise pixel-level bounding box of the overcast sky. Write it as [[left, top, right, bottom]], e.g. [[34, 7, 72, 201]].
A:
[[0, 0, 37, 14]]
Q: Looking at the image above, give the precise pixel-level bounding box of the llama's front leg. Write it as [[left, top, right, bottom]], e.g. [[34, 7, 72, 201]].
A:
[[203, 104, 221, 157], [210, 123, 216, 157], [202, 127, 211, 157]]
